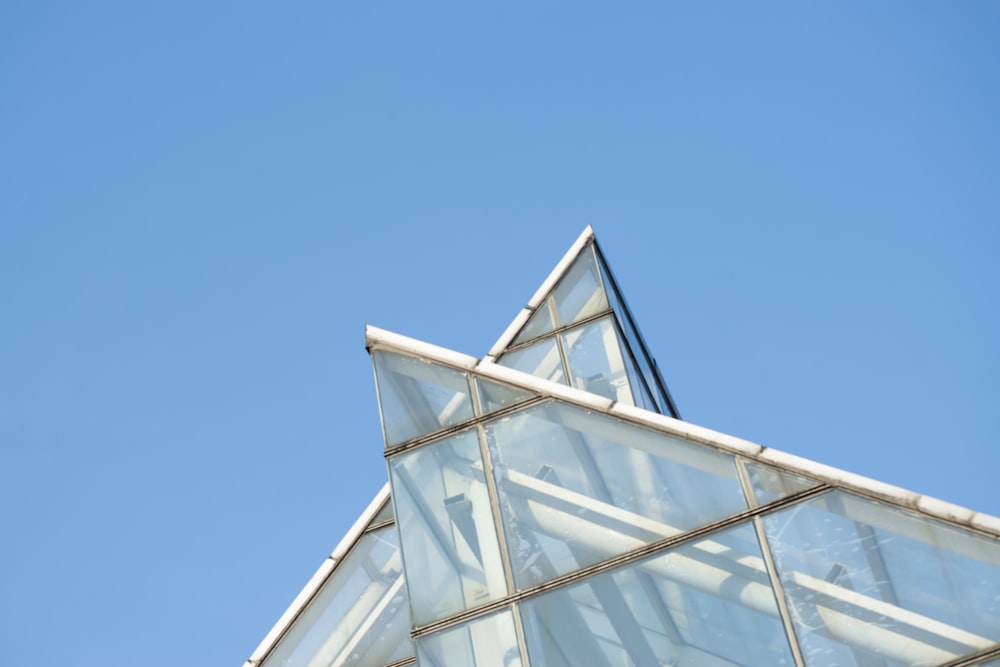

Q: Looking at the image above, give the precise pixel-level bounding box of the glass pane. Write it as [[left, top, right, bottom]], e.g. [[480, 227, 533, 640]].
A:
[[551, 244, 609, 327], [389, 429, 508, 625], [416, 608, 522, 667], [485, 401, 747, 589], [475, 377, 535, 416], [597, 254, 674, 416], [560, 316, 635, 404], [261, 526, 413, 667], [520, 522, 795, 667], [512, 301, 555, 346], [763, 490, 1000, 666], [370, 498, 394, 525], [743, 460, 818, 506], [496, 338, 565, 385], [373, 349, 475, 447]]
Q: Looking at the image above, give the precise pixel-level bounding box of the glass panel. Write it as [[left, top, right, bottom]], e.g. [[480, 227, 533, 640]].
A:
[[976, 658, 1000, 666], [416, 608, 522, 667], [743, 460, 818, 506], [485, 401, 747, 589], [261, 526, 413, 667], [597, 252, 675, 416], [373, 349, 475, 447], [560, 316, 635, 404], [551, 244, 609, 327], [370, 497, 394, 525], [763, 490, 1000, 667], [475, 377, 535, 416], [389, 429, 508, 625], [512, 300, 555, 346], [520, 522, 795, 667], [496, 338, 565, 385]]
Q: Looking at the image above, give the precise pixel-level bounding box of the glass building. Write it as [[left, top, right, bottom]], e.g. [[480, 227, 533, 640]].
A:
[[245, 228, 1000, 667]]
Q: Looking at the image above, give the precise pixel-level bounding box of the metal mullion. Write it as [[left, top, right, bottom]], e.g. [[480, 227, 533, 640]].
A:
[[751, 513, 807, 667], [365, 519, 395, 533], [510, 602, 533, 667], [938, 644, 1000, 667], [474, 421, 518, 598], [554, 326, 573, 391], [383, 658, 418, 667], [735, 457, 758, 508]]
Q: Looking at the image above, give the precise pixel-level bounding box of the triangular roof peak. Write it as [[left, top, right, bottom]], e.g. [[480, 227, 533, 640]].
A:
[[485, 227, 680, 417], [487, 225, 595, 360]]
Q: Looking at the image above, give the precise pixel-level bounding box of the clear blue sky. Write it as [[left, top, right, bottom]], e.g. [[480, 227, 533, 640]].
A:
[[2, 3, 998, 666]]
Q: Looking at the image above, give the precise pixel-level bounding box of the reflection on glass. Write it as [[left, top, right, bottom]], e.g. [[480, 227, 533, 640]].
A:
[[261, 526, 413, 667], [497, 338, 565, 384], [551, 244, 609, 327], [512, 302, 555, 346], [475, 377, 535, 416], [486, 402, 747, 589], [521, 522, 794, 667], [416, 608, 522, 667], [373, 349, 474, 447], [560, 316, 634, 404], [763, 490, 1000, 666], [389, 430, 508, 625], [743, 460, 818, 506]]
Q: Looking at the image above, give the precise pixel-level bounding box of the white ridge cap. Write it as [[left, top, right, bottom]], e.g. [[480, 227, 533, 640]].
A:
[[487, 225, 595, 358], [366, 325, 479, 371]]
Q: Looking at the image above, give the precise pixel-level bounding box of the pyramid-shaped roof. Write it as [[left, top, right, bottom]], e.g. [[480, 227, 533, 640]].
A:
[[246, 230, 1000, 667]]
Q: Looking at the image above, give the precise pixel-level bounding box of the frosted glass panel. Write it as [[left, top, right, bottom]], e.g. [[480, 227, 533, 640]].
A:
[[763, 490, 1000, 666], [416, 609, 522, 667], [497, 338, 565, 384], [389, 429, 508, 625], [261, 526, 413, 667], [520, 523, 794, 667], [373, 349, 474, 447], [560, 316, 634, 404], [551, 244, 608, 327], [486, 402, 747, 589]]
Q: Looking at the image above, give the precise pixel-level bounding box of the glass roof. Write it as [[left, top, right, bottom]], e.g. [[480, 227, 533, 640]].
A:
[[250, 229, 1000, 667]]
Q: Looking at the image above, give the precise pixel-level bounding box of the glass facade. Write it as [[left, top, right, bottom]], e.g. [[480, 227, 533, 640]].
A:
[[249, 229, 1000, 667]]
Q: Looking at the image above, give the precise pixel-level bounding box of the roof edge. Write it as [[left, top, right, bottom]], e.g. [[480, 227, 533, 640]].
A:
[[246, 483, 392, 666]]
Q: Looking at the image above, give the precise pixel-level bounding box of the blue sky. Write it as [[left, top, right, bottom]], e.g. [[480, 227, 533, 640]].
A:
[[2, 3, 998, 665]]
